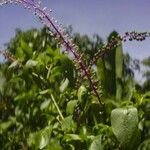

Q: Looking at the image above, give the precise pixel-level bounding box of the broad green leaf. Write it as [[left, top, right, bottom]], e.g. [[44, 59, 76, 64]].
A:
[[45, 144, 63, 150], [61, 116, 77, 132], [46, 46, 55, 57], [104, 60, 112, 70], [25, 59, 38, 68], [63, 134, 82, 142], [115, 45, 123, 79], [77, 85, 88, 102], [39, 89, 51, 95], [27, 132, 40, 149], [21, 39, 33, 57], [115, 44, 123, 100], [0, 117, 16, 134], [0, 71, 5, 93], [44, 139, 63, 150], [40, 99, 51, 110], [39, 128, 50, 150], [59, 78, 69, 92], [111, 107, 140, 150], [16, 47, 25, 62], [143, 91, 150, 100], [27, 126, 52, 149], [89, 135, 103, 150], [14, 93, 27, 101], [66, 100, 78, 115], [138, 139, 150, 150], [50, 66, 63, 79], [14, 92, 31, 101]]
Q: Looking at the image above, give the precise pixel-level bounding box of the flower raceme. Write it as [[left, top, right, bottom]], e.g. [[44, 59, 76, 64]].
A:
[[0, 0, 105, 109], [0, 0, 150, 111]]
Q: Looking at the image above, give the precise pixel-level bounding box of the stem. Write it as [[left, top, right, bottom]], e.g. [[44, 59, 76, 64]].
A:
[[51, 94, 64, 121]]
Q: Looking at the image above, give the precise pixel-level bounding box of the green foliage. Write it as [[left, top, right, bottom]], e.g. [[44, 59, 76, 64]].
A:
[[97, 31, 140, 102], [0, 28, 150, 150], [142, 56, 150, 92], [27, 126, 53, 149], [115, 44, 123, 100], [97, 31, 123, 98], [72, 33, 103, 64]]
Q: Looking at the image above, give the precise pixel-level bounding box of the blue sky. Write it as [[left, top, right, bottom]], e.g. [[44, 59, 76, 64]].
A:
[[0, 0, 149, 65]]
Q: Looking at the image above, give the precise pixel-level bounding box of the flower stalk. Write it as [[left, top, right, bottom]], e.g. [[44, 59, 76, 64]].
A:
[[1, 0, 150, 112], [0, 0, 105, 109]]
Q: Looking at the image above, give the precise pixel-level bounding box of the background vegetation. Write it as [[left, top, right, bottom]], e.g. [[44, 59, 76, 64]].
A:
[[0, 26, 150, 149]]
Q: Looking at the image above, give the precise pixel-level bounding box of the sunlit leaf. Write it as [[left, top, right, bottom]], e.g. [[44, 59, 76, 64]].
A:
[[138, 139, 150, 150], [77, 85, 88, 102], [21, 39, 33, 57], [62, 116, 77, 133], [0, 117, 16, 134], [25, 59, 38, 68], [89, 135, 103, 150], [27, 126, 52, 149], [40, 99, 50, 110], [63, 134, 82, 142], [66, 100, 78, 115], [59, 78, 69, 92]]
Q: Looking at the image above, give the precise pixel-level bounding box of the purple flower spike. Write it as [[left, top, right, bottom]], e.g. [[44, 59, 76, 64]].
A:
[[0, 0, 105, 109]]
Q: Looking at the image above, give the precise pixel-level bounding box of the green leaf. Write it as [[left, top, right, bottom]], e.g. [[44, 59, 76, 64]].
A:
[[39, 129, 50, 149], [39, 89, 51, 95], [111, 107, 140, 150], [104, 60, 112, 70], [77, 85, 88, 102], [138, 139, 150, 150], [25, 59, 38, 68], [27, 126, 52, 149], [40, 99, 50, 110], [143, 91, 150, 99], [115, 45, 123, 100], [16, 47, 25, 62], [0, 71, 5, 93], [14, 92, 31, 101], [50, 66, 63, 81], [59, 78, 69, 93], [21, 39, 33, 57], [89, 135, 103, 150], [66, 100, 78, 115], [44, 139, 63, 150], [0, 117, 16, 134], [61, 116, 77, 132], [115, 45, 123, 79], [63, 134, 82, 142]]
